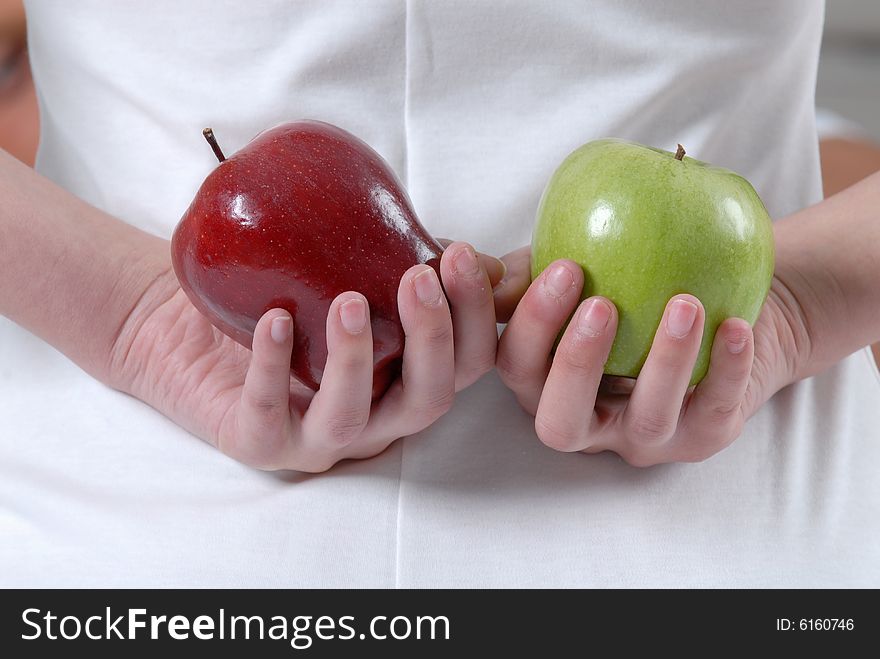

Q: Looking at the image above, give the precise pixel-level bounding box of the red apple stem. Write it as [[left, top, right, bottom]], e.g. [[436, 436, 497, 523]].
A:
[[674, 144, 686, 161], [203, 128, 226, 163]]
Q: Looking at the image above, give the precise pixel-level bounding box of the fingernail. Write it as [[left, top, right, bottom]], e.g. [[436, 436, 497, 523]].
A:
[[726, 332, 748, 354], [577, 298, 612, 338], [452, 245, 480, 276], [666, 299, 697, 339], [270, 315, 292, 344], [413, 268, 443, 307], [543, 264, 574, 298], [339, 298, 367, 334]]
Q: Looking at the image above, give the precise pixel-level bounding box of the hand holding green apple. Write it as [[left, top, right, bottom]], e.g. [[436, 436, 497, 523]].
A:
[[531, 138, 775, 384], [493, 138, 798, 466]]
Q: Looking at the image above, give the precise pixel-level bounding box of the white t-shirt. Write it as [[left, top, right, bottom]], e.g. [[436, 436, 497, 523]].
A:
[[3, 0, 878, 587]]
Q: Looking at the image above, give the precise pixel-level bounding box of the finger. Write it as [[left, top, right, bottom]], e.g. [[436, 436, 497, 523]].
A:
[[492, 245, 531, 323], [366, 264, 455, 437], [436, 237, 506, 287], [534, 297, 617, 452], [623, 295, 704, 448], [480, 252, 507, 288], [229, 308, 298, 469], [301, 292, 374, 453], [439, 241, 498, 390], [676, 317, 753, 461], [496, 259, 583, 414]]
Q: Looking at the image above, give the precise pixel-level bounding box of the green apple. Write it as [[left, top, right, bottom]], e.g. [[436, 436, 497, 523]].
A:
[[531, 138, 774, 384]]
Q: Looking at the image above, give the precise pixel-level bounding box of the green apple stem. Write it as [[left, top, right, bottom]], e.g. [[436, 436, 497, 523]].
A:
[[203, 128, 226, 163], [674, 144, 686, 161]]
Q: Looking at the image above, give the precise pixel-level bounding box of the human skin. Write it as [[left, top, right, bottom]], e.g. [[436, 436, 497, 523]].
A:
[[1, 148, 879, 469], [1, 0, 878, 470], [493, 171, 880, 466], [0, 149, 504, 472]]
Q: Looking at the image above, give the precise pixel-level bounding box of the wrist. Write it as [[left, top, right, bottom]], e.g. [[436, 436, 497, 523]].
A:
[[103, 242, 177, 392], [770, 174, 880, 382], [763, 268, 815, 387]]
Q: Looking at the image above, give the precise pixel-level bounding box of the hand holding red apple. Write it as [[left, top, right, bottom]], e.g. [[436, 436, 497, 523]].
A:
[[116, 238, 501, 472], [112, 120, 504, 471]]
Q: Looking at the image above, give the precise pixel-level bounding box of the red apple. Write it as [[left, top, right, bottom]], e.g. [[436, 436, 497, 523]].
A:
[[171, 121, 443, 398]]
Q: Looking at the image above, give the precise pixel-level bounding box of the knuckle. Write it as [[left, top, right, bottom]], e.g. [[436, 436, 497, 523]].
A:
[[473, 351, 497, 378], [456, 350, 496, 389], [328, 342, 373, 374], [705, 398, 743, 425], [534, 415, 582, 452], [651, 350, 690, 376], [420, 321, 453, 351], [496, 351, 539, 388], [333, 350, 372, 372], [412, 388, 455, 423], [252, 396, 284, 415], [325, 409, 368, 445], [242, 388, 287, 420], [626, 411, 676, 445], [251, 354, 294, 383], [295, 454, 340, 474], [555, 342, 599, 376], [618, 448, 660, 468], [716, 360, 751, 388], [242, 457, 285, 471]]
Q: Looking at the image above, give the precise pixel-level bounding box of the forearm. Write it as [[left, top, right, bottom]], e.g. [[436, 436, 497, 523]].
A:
[[774, 170, 880, 379], [0, 149, 171, 383]]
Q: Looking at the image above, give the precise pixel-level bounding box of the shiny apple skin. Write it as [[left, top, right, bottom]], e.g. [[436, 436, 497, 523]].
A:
[[172, 121, 443, 398]]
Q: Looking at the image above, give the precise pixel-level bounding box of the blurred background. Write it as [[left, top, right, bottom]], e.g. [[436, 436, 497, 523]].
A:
[[819, 0, 880, 135], [817, 0, 880, 197], [0, 0, 37, 166]]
